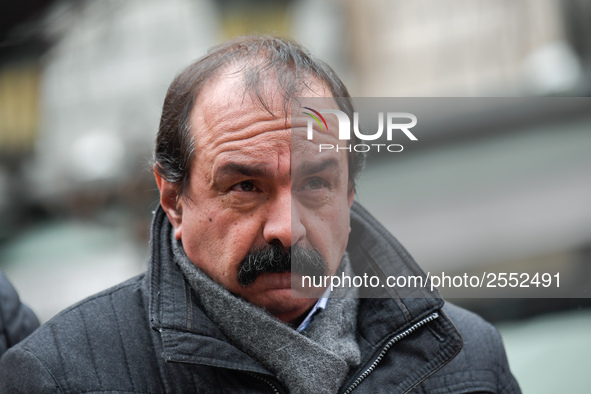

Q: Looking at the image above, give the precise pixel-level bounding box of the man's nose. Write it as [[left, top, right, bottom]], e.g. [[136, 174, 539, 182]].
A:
[[262, 190, 305, 248]]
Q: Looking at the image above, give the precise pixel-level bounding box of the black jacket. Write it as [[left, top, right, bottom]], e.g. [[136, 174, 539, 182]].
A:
[[0, 271, 39, 359], [0, 203, 520, 393]]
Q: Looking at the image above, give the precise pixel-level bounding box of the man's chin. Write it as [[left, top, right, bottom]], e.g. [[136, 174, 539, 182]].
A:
[[236, 272, 326, 323]]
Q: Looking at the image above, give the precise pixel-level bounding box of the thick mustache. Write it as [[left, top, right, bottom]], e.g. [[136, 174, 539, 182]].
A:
[[237, 244, 328, 286]]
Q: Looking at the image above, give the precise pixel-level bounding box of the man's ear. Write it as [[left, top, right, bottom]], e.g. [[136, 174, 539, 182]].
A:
[[154, 167, 183, 240]]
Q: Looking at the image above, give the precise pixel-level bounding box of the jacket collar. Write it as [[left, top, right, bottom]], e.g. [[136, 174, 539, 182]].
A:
[[146, 205, 271, 374], [348, 202, 445, 346]]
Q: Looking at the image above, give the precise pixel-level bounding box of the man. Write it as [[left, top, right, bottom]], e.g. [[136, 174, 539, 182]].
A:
[[0, 36, 520, 393], [0, 271, 39, 358]]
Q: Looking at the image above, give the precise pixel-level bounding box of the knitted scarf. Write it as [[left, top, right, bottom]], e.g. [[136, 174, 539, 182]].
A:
[[171, 234, 360, 394]]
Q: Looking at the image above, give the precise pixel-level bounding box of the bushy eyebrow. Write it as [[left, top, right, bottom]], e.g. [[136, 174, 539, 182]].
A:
[[297, 158, 341, 177]]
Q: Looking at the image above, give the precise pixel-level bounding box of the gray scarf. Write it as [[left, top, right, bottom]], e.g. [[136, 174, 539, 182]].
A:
[[172, 235, 360, 394]]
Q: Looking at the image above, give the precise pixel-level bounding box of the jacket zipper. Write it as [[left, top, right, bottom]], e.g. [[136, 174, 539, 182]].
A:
[[245, 371, 281, 393], [342, 312, 440, 394]]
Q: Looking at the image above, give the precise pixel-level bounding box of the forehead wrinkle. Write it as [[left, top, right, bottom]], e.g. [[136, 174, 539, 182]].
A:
[[204, 129, 291, 186], [198, 118, 292, 152]]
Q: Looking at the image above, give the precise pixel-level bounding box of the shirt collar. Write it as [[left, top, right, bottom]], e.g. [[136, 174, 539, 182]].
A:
[[296, 286, 331, 332]]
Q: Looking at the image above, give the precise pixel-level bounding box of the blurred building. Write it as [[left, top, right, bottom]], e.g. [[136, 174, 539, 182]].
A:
[[27, 0, 218, 213], [347, 0, 587, 96]]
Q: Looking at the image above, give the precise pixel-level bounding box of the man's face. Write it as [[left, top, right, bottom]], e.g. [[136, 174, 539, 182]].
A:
[[157, 70, 353, 323]]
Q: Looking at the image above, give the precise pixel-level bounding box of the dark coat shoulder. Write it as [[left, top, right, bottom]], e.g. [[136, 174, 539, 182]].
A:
[[419, 303, 521, 393], [0, 274, 163, 393]]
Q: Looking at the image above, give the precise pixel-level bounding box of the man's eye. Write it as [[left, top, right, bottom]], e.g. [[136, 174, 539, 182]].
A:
[[299, 178, 328, 191], [308, 179, 326, 190], [231, 181, 257, 192]]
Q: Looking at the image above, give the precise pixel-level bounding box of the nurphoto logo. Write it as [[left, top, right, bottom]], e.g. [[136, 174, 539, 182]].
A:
[[304, 108, 418, 153]]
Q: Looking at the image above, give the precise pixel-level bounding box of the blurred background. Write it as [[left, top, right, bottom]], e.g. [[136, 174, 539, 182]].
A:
[[0, 0, 590, 391]]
